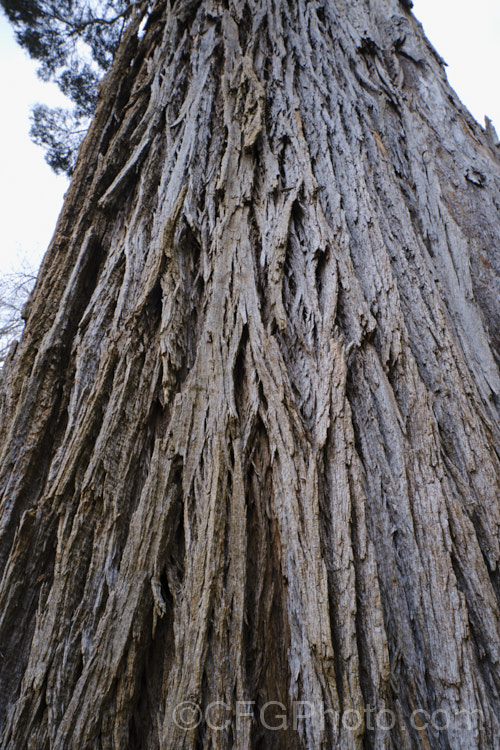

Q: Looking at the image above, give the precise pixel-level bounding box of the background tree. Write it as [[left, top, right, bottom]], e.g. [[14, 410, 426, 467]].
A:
[[0, 259, 36, 367], [0, 0, 136, 173], [0, 1, 499, 748]]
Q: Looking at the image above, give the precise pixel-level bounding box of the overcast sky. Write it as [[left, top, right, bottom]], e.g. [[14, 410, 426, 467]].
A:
[[0, 2, 499, 276]]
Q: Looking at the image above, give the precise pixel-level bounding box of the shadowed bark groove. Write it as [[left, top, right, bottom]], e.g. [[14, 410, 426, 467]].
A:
[[0, 1, 499, 748]]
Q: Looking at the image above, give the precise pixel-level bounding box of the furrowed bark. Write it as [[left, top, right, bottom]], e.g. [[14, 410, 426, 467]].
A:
[[0, 1, 499, 748]]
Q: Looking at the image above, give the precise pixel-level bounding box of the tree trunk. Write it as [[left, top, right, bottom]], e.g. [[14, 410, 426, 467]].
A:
[[1, 1, 499, 747]]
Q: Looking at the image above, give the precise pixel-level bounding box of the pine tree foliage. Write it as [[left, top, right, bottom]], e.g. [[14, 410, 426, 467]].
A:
[[0, 0, 138, 174]]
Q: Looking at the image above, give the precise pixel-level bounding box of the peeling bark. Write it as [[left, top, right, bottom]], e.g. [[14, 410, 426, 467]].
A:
[[1, 1, 499, 748]]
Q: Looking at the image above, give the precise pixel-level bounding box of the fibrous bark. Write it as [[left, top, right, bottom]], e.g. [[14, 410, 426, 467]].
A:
[[1, 1, 499, 748]]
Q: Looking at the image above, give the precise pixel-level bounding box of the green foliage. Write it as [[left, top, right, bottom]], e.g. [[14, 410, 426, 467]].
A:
[[1, 0, 136, 175], [30, 104, 89, 174]]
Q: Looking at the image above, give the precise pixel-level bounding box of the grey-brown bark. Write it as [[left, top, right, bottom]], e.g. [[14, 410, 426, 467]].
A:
[[1, 1, 499, 748]]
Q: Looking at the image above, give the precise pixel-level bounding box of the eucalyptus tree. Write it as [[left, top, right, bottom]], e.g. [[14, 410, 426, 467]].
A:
[[0, 1, 499, 748]]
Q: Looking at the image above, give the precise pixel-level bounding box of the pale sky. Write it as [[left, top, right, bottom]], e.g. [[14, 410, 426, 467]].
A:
[[0, 3, 499, 276]]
